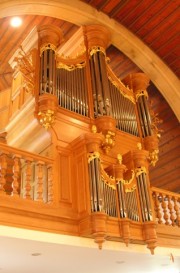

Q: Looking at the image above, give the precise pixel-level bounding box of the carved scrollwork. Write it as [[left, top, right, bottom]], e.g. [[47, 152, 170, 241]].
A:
[[149, 149, 159, 167], [100, 164, 116, 189], [13, 48, 35, 93], [135, 166, 147, 177], [40, 43, 56, 55], [38, 109, 55, 130], [102, 130, 115, 154], [57, 61, 86, 71], [135, 89, 148, 101], [89, 46, 106, 56], [87, 151, 100, 163], [149, 106, 163, 138]]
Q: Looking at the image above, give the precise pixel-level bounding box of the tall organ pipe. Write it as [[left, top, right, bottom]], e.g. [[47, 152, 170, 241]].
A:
[[40, 49, 56, 95], [137, 95, 152, 137], [88, 157, 103, 212], [137, 173, 152, 221], [89, 51, 111, 117]]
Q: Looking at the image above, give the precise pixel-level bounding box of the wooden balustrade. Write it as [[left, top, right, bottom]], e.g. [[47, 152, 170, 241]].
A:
[[151, 187, 180, 227], [0, 143, 53, 203]]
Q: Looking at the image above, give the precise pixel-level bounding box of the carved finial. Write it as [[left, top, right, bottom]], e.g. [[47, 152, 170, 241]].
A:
[[92, 125, 97, 133], [137, 142, 142, 150], [117, 154, 122, 164]]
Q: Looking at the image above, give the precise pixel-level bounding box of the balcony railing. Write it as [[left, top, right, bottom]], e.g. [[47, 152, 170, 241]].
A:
[[0, 143, 53, 203], [151, 187, 180, 227]]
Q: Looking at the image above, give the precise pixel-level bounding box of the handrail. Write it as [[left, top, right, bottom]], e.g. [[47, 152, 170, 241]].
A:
[[151, 186, 180, 198], [0, 142, 53, 164]]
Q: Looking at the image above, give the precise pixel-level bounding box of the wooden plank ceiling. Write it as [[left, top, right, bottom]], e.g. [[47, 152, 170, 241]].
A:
[[0, 1, 179, 192]]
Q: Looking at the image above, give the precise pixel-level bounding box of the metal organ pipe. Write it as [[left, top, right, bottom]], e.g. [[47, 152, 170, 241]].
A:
[[137, 173, 152, 221], [117, 182, 127, 218], [40, 49, 56, 95], [89, 50, 112, 117], [109, 79, 139, 136], [56, 66, 89, 116]]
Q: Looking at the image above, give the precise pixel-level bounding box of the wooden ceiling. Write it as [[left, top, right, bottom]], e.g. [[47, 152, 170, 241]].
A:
[[0, 1, 179, 192]]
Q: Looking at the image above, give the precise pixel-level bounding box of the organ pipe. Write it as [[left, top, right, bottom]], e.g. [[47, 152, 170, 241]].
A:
[[40, 48, 56, 95], [109, 79, 139, 136], [56, 66, 89, 116], [89, 50, 111, 117]]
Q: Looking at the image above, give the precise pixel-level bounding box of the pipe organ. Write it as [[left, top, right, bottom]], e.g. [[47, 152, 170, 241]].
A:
[[5, 24, 169, 255]]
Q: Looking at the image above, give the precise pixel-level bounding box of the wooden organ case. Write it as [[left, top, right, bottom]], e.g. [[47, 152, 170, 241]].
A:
[[2, 24, 179, 255]]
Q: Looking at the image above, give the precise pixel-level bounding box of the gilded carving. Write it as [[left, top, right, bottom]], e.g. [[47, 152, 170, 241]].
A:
[[102, 130, 115, 154], [40, 43, 56, 56], [91, 125, 97, 133], [135, 166, 147, 177], [135, 89, 148, 101], [137, 142, 142, 150], [100, 164, 116, 189], [149, 149, 159, 167], [117, 154, 122, 164], [57, 61, 86, 71], [13, 48, 35, 94], [124, 184, 136, 193], [87, 151, 100, 163], [149, 107, 163, 137], [38, 109, 55, 129], [89, 46, 106, 56], [106, 64, 135, 102]]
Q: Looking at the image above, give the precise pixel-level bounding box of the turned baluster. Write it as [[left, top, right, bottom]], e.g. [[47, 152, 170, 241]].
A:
[[161, 194, 169, 225], [47, 164, 53, 203], [12, 155, 21, 196], [173, 197, 180, 227], [0, 153, 8, 194], [36, 161, 44, 201], [24, 159, 32, 200], [168, 195, 176, 226], [154, 192, 163, 224]]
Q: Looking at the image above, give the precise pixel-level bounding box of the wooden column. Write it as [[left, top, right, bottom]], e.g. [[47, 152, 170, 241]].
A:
[[36, 161, 44, 202], [12, 154, 21, 196], [47, 164, 53, 204], [24, 159, 33, 200], [0, 153, 8, 195]]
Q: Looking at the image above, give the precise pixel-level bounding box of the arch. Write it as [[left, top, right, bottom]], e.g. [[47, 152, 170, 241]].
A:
[[0, 0, 179, 120]]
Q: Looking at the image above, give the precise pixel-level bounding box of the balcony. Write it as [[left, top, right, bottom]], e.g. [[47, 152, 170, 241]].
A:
[[0, 142, 179, 255]]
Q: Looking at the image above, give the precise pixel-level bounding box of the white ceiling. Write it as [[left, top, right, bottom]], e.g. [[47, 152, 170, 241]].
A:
[[0, 226, 179, 273]]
